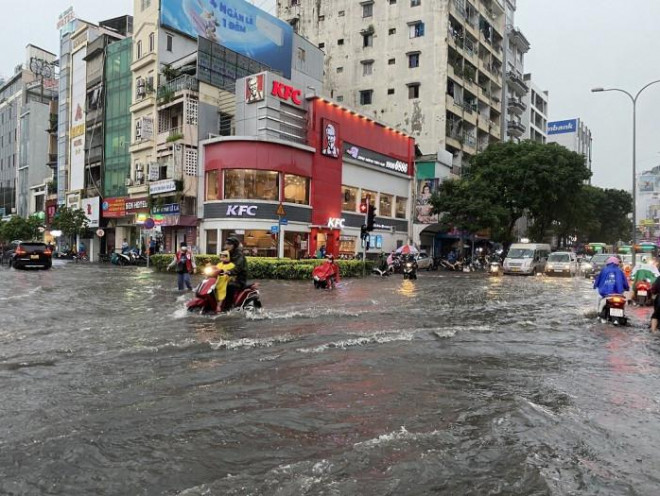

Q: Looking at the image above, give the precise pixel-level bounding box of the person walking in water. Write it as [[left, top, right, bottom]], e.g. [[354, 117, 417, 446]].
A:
[[167, 243, 197, 290]]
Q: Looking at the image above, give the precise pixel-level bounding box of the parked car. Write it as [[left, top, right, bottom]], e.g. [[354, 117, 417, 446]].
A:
[[584, 253, 620, 278], [415, 251, 432, 270], [7, 241, 52, 270], [544, 251, 578, 277]]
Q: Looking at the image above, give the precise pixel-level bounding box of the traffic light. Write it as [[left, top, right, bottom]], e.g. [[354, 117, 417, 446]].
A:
[[360, 224, 368, 240], [367, 205, 376, 231], [359, 201, 367, 214]]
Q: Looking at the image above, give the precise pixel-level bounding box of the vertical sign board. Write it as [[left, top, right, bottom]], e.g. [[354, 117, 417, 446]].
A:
[[80, 196, 100, 228], [69, 46, 87, 191]]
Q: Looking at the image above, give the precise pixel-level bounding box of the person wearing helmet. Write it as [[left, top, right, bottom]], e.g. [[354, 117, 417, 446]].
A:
[[593, 255, 629, 317], [324, 253, 340, 288], [167, 242, 197, 290], [221, 236, 247, 311], [214, 250, 236, 305]]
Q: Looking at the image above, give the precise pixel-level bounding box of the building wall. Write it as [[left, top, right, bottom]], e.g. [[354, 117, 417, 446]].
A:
[[522, 73, 548, 143], [18, 101, 51, 217], [104, 38, 133, 198], [547, 118, 592, 176], [278, 0, 506, 170]]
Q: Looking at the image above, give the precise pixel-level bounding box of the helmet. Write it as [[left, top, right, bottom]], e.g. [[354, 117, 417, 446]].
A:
[[219, 250, 230, 259], [225, 236, 240, 248], [326, 254, 334, 261], [606, 256, 620, 265], [180, 245, 188, 251]]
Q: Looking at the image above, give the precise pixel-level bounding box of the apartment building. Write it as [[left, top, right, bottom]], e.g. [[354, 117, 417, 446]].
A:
[[0, 45, 57, 218], [277, 0, 506, 173], [501, 0, 530, 142], [522, 73, 548, 143]]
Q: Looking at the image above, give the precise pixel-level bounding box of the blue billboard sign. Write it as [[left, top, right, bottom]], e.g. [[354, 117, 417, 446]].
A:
[[161, 0, 293, 78], [547, 119, 578, 135]]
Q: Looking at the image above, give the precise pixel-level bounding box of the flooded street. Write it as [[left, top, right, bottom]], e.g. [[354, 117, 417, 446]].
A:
[[2, 262, 660, 495]]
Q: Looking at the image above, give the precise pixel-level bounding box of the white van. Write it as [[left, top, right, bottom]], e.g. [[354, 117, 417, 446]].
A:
[[503, 243, 551, 275]]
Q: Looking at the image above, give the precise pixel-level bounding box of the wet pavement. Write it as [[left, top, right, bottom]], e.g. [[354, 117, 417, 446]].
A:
[[1, 261, 660, 495]]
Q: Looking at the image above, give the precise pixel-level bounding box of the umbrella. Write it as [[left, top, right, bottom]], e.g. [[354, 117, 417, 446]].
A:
[[396, 244, 419, 255]]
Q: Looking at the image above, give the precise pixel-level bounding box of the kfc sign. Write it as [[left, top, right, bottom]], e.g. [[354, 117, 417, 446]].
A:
[[327, 217, 345, 229], [271, 80, 302, 105], [226, 205, 258, 217]]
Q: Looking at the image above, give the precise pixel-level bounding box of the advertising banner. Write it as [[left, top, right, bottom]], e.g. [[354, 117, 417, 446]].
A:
[[415, 179, 440, 224], [125, 197, 150, 214], [321, 119, 340, 158], [66, 191, 81, 210], [101, 197, 126, 218], [343, 142, 409, 175], [639, 175, 655, 192], [69, 47, 86, 191], [80, 196, 100, 228], [547, 119, 577, 135], [150, 179, 176, 195], [161, 0, 293, 78], [152, 203, 181, 215]]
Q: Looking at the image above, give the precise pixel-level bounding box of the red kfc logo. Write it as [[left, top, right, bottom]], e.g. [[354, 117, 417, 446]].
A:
[[271, 81, 302, 105]]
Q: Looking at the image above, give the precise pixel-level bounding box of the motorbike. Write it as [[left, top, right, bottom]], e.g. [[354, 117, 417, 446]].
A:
[[600, 294, 628, 326], [312, 262, 339, 289], [187, 266, 262, 314], [402, 257, 418, 280], [488, 254, 502, 276], [633, 279, 653, 306]]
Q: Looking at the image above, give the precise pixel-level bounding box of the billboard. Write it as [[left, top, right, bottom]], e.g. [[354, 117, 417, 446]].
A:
[[415, 179, 440, 224], [639, 175, 655, 192], [547, 119, 577, 135], [161, 0, 293, 78], [81, 196, 100, 228], [69, 47, 87, 191]]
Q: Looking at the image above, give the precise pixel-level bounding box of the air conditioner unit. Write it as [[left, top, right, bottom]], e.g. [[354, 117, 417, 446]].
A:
[[125, 178, 133, 187]]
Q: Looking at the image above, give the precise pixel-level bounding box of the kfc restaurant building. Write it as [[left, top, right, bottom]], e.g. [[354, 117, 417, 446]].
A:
[[198, 71, 415, 258]]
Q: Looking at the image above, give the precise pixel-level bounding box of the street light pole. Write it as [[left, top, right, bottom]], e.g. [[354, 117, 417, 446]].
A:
[[592, 79, 660, 267]]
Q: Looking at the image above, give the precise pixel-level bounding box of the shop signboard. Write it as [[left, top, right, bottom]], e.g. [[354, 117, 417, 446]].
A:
[[152, 203, 181, 215], [547, 119, 577, 135], [125, 197, 149, 214], [161, 0, 293, 78], [102, 197, 126, 218], [80, 196, 100, 228], [150, 179, 176, 195], [343, 142, 409, 175], [66, 191, 81, 210], [226, 204, 258, 216], [327, 217, 345, 229], [69, 47, 86, 191]]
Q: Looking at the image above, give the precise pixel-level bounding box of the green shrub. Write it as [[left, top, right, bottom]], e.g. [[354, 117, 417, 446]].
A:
[[149, 255, 374, 279]]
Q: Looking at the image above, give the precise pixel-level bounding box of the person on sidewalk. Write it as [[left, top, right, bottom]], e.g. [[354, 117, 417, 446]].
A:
[[167, 243, 197, 290]]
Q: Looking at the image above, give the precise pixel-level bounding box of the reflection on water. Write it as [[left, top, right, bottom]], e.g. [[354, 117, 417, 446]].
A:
[[0, 264, 659, 495]]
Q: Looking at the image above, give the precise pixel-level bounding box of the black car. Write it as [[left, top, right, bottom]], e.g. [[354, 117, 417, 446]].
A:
[[6, 241, 52, 269], [583, 253, 620, 278]]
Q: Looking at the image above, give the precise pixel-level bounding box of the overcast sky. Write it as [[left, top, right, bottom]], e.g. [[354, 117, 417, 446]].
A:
[[2, 1, 658, 191]]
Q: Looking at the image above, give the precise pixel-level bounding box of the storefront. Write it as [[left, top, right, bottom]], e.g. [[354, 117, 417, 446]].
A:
[[198, 71, 415, 258]]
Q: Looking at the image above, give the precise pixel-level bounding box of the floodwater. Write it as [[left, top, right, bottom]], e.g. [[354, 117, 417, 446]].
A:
[[1, 261, 660, 495]]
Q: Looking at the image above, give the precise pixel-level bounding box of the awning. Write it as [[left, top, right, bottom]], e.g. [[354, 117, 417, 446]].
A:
[[161, 215, 198, 227]]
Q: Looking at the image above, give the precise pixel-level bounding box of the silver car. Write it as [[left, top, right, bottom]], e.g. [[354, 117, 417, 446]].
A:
[[415, 252, 432, 270], [544, 251, 578, 276]]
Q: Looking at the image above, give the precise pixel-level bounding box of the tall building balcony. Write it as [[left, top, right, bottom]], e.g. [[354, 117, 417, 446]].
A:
[[507, 97, 527, 115], [509, 27, 531, 54], [507, 119, 526, 137], [507, 71, 529, 95], [157, 75, 199, 107]]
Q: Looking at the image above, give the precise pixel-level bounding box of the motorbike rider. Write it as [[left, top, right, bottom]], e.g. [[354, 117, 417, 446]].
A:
[[324, 254, 340, 288], [214, 250, 236, 306], [593, 256, 629, 317], [221, 236, 247, 311]]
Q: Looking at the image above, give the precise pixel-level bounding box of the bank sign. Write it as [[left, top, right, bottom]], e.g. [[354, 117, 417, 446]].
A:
[[547, 119, 577, 135], [161, 0, 293, 78]]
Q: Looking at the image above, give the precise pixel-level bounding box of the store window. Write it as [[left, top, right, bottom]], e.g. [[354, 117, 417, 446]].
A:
[[339, 235, 357, 256], [342, 185, 358, 212], [224, 169, 279, 201], [361, 189, 377, 205], [283, 174, 310, 205], [284, 232, 309, 259], [206, 170, 219, 200], [223, 230, 277, 257], [206, 229, 218, 254], [396, 197, 407, 219], [379, 193, 393, 217]]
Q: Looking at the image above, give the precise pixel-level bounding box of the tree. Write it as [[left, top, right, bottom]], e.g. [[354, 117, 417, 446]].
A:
[[50, 207, 89, 238], [430, 141, 592, 245], [0, 214, 43, 243]]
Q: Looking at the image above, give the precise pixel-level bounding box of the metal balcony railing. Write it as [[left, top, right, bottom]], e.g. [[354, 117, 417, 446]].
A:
[[157, 75, 199, 99]]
